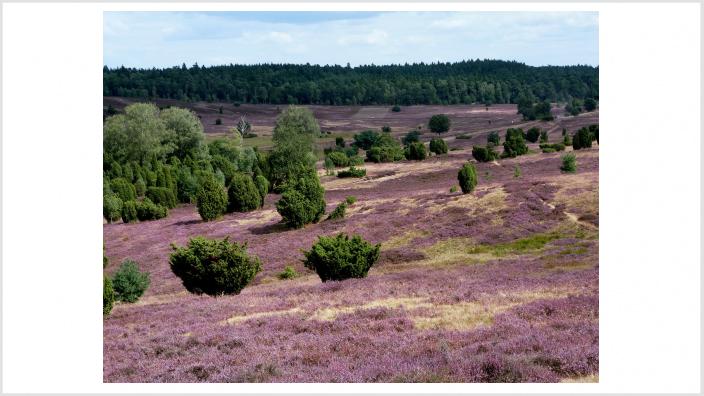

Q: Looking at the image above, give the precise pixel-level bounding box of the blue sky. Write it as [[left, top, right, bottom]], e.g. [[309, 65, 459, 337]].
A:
[[104, 11, 598, 68]]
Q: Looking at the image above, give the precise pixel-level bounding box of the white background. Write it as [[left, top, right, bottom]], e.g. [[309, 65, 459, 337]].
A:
[[2, 2, 701, 393]]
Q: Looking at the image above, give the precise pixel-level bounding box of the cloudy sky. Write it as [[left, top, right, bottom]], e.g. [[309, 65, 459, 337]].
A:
[[104, 11, 598, 68]]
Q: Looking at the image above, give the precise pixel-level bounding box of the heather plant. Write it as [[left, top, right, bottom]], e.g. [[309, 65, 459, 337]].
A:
[[196, 174, 227, 221], [110, 178, 136, 202], [227, 173, 260, 213], [277, 265, 298, 280], [112, 259, 150, 303], [487, 131, 500, 145], [169, 236, 262, 296], [560, 153, 577, 173], [327, 151, 350, 167], [276, 170, 326, 228], [405, 142, 427, 160], [337, 167, 367, 178], [429, 138, 448, 155], [303, 233, 381, 282], [502, 128, 528, 158], [103, 194, 123, 223], [345, 196, 357, 205], [135, 198, 168, 220], [327, 202, 347, 220], [254, 175, 269, 207], [121, 200, 138, 223], [103, 276, 114, 317], [146, 186, 177, 209], [457, 162, 478, 194]]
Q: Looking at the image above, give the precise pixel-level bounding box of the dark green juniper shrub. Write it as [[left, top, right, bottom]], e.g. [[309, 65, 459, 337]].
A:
[[277, 265, 298, 280], [345, 195, 357, 205], [402, 130, 421, 145], [196, 174, 228, 221], [134, 178, 147, 197], [502, 128, 529, 158], [303, 233, 381, 282], [539, 130, 549, 143], [327, 151, 350, 167], [103, 276, 114, 316], [348, 155, 365, 166], [526, 127, 541, 143], [487, 131, 500, 145], [456, 133, 472, 139], [563, 134, 572, 146], [429, 138, 449, 155], [227, 173, 260, 213], [560, 153, 577, 173], [121, 200, 138, 223], [335, 136, 345, 147], [337, 166, 367, 178], [405, 141, 427, 160], [457, 162, 478, 194], [572, 127, 593, 150], [136, 198, 168, 220], [254, 175, 269, 207], [539, 143, 566, 153], [103, 194, 123, 223], [146, 186, 177, 209], [472, 145, 499, 162], [169, 236, 262, 296], [365, 140, 404, 163], [215, 118, 222, 125], [112, 259, 150, 303], [276, 170, 326, 228], [381, 125, 391, 133], [110, 178, 136, 202], [327, 202, 347, 220], [391, 105, 401, 112]]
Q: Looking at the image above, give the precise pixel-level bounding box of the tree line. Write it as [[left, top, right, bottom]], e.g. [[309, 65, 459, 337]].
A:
[[103, 59, 598, 105]]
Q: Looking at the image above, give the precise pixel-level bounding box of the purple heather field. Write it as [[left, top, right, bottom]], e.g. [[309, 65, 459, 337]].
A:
[[104, 111, 599, 383]]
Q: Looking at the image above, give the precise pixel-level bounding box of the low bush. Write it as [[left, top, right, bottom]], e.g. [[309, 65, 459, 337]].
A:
[[277, 265, 298, 280], [242, 132, 258, 138], [337, 166, 367, 178], [450, 185, 458, 193], [103, 276, 114, 316], [472, 145, 499, 162], [458, 162, 478, 194], [456, 133, 472, 139], [136, 198, 168, 220], [487, 131, 500, 145], [335, 136, 345, 147], [103, 194, 123, 223], [405, 142, 427, 160], [429, 138, 449, 155], [560, 153, 577, 173], [513, 165, 521, 178], [391, 105, 401, 112], [572, 127, 593, 150], [196, 175, 228, 221], [327, 202, 347, 220], [303, 234, 381, 282], [227, 173, 260, 213], [121, 200, 138, 223], [215, 118, 222, 125], [402, 130, 421, 145], [345, 195, 357, 205], [146, 186, 177, 209], [254, 175, 269, 207], [563, 134, 572, 146], [276, 171, 326, 228], [169, 236, 262, 296], [539, 130, 549, 143], [112, 259, 150, 303], [542, 148, 556, 153], [526, 127, 541, 143], [110, 178, 136, 202], [381, 125, 391, 133], [327, 151, 350, 167], [366, 136, 404, 163], [539, 143, 566, 153], [348, 155, 365, 166]]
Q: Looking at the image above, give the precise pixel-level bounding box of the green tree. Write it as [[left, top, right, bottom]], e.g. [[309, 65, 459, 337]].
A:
[[429, 138, 449, 155], [268, 106, 319, 191], [103, 103, 169, 163], [487, 131, 500, 145], [502, 128, 529, 158], [428, 114, 451, 135], [160, 107, 206, 159]]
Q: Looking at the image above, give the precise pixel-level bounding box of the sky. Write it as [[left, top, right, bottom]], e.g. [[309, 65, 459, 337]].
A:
[[103, 11, 598, 68]]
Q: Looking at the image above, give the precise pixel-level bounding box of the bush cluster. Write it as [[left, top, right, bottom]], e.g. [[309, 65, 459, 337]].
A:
[[458, 162, 478, 194], [136, 198, 168, 220], [169, 236, 262, 296], [327, 151, 350, 167], [539, 143, 566, 153], [110, 178, 136, 202], [405, 142, 427, 160], [276, 170, 326, 228], [303, 234, 381, 282], [402, 130, 421, 145], [365, 134, 404, 163], [502, 128, 529, 158], [146, 186, 177, 209], [429, 138, 448, 155], [572, 127, 593, 150], [112, 259, 150, 303], [337, 166, 367, 178], [472, 145, 499, 162]]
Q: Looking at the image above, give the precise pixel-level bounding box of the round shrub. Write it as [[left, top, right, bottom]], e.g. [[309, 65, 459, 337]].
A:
[[103, 194, 123, 223], [402, 130, 421, 145], [227, 173, 260, 213], [169, 236, 262, 296], [487, 131, 500, 145], [146, 186, 177, 209], [136, 198, 168, 221], [276, 172, 326, 228], [121, 200, 138, 223], [560, 153, 577, 173], [335, 136, 345, 147], [572, 127, 593, 150], [405, 141, 427, 160], [429, 138, 448, 155], [303, 233, 381, 282], [345, 195, 357, 205], [327, 151, 349, 167], [196, 175, 227, 221], [278, 265, 298, 280], [254, 175, 269, 207], [526, 127, 541, 143], [458, 162, 478, 194], [391, 105, 401, 112], [103, 276, 114, 316], [112, 259, 150, 303], [472, 145, 499, 162], [110, 178, 136, 202], [502, 128, 528, 158]]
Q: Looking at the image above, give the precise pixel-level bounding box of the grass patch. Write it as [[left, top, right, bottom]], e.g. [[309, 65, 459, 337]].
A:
[[469, 232, 562, 257], [382, 229, 429, 251]]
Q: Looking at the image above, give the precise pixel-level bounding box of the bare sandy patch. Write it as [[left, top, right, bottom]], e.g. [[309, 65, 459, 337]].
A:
[[382, 229, 430, 251], [220, 307, 304, 325]]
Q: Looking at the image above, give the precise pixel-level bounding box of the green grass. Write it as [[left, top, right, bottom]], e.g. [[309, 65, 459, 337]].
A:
[[469, 232, 563, 257]]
